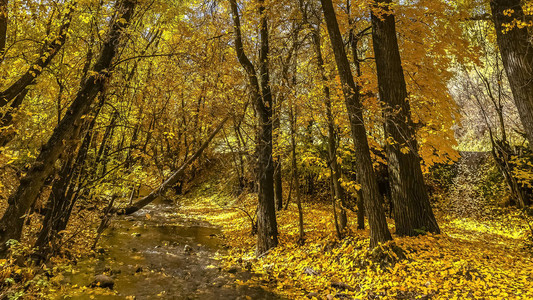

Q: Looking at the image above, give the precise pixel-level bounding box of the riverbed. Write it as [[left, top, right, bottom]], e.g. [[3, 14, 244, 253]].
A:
[[57, 203, 281, 300]]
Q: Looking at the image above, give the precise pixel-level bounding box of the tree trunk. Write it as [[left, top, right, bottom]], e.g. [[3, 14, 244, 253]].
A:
[[490, 0, 533, 151], [273, 101, 283, 210], [0, 0, 136, 257], [34, 107, 98, 259], [255, 0, 278, 256], [308, 24, 347, 231], [289, 95, 305, 244], [95, 110, 118, 176], [320, 0, 392, 247], [371, 0, 439, 236], [229, 0, 278, 256], [330, 175, 342, 239]]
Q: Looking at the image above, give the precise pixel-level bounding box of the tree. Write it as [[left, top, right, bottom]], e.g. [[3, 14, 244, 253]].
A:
[[320, 0, 392, 247], [33, 103, 101, 259], [304, 2, 348, 234], [229, 0, 278, 255], [0, 0, 136, 257], [371, 0, 440, 236], [289, 88, 305, 244], [490, 0, 533, 151]]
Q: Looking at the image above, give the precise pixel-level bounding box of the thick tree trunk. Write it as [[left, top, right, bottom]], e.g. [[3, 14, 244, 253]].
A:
[[371, 0, 439, 236], [320, 0, 392, 247], [0, 0, 136, 257], [255, 0, 278, 255], [229, 0, 278, 256], [490, 0, 533, 151]]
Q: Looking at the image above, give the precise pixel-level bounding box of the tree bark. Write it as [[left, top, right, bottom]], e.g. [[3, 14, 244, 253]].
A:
[[0, 0, 136, 257], [371, 0, 440, 236], [490, 0, 533, 151], [320, 0, 392, 247]]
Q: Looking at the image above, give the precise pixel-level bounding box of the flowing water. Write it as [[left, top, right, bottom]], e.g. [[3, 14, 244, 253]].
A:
[[58, 203, 281, 300]]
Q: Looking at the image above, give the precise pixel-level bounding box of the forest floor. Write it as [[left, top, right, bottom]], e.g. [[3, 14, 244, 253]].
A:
[[2, 181, 533, 299], [176, 192, 533, 300]]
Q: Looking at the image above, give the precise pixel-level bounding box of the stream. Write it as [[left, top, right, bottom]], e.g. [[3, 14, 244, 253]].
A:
[[57, 203, 281, 300]]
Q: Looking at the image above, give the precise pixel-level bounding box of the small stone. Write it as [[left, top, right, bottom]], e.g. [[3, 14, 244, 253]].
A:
[[91, 274, 114, 289], [110, 269, 121, 275], [307, 292, 319, 298], [327, 294, 334, 300], [212, 277, 225, 287]]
